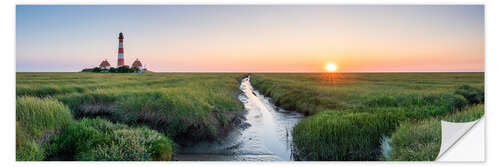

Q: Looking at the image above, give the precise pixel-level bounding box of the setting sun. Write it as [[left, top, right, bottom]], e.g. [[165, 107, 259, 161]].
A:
[[325, 63, 338, 72]]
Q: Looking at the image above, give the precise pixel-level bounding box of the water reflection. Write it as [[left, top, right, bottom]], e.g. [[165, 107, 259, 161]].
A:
[[174, 77, 304, 161]]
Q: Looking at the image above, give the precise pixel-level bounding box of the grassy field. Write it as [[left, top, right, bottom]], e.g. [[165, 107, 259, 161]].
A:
[[16, 72, 484, 161], [16, 96, 174, 161], [386, 104, 484, 161], [252, 72, 484, 160], [16, 96, 72, 160], [46, 118, 174, 161], [16, 72, 245, 161]]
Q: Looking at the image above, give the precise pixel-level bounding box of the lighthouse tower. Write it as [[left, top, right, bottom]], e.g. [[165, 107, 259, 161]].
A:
[[117, 32, 125, 67]]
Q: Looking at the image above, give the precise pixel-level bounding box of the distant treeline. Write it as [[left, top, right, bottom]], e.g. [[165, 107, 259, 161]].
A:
[[81, 66, 141, 73]]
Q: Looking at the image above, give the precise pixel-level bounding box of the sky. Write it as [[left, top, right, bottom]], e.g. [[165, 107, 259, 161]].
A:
[[16, 5, 484, 72]]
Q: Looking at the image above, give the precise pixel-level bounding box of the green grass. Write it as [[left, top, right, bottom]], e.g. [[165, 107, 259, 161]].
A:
[[16, 96, 73, 161], [17, 72, 245, 161], [252, 73, 483, 116], [386, 104, 484, 161], [17, 72, 484, 161], [45, 118, 174, 161], [16, 96, 174, 161], [251, 73, 483, 160], [292, 110, 402, 160], [17, 72, 245, 141]]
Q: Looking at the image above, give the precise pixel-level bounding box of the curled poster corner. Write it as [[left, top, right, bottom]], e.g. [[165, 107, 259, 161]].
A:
[[436, 117, 482, 160]]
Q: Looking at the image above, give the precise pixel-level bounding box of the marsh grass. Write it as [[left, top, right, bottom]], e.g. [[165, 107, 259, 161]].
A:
[[386, 104, 484, 161], [17, 73, 245, 141], [16, 96, 73, 161], [252, 73, 483, 116], [46, 118, 174, 161], [16, 96, 174, 161], [292, 110, 402, 160], [252, 73, 483, 160], [17, 72, 245, 161], [17, 72, 484, 161]]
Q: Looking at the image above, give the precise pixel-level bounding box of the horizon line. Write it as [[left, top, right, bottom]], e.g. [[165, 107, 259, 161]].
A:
[[16, 71, 485, 73]]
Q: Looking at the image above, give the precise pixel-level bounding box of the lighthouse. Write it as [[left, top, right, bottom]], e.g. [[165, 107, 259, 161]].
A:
[[117, 32, 125, 67]]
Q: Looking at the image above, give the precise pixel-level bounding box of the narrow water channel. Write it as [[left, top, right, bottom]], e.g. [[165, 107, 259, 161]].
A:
[[174, 76, 304, 161]]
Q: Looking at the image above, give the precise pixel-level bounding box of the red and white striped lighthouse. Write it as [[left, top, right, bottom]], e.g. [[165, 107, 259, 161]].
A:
[[117, 32, 125, 67]]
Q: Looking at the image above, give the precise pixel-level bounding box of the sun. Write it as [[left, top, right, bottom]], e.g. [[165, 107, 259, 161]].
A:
[[325, 63, 338, 72]]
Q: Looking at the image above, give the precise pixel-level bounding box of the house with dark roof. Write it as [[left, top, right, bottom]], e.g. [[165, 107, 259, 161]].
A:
[[99, 59, 111, 70]]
